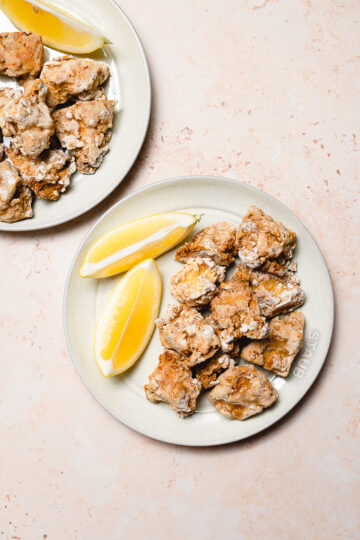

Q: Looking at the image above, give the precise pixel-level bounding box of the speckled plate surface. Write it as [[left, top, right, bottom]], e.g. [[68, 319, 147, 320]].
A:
[[0, 0, 151, 231], [64, 176, 334, 446]]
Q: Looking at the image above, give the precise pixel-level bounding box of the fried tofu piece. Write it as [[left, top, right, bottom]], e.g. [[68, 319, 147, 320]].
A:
[[157, 304, 220, 367], [250, 269, 305, 318], [40, 55, 109, 107], [0, 32, 44, 79], [0, 79, 54, 158], [193, 351, 235, 389], [144, 350, 202, 416], [241, 312, 305, 377], [170, 257, 226, 307], [52, 97, 115, 173], [210, 265, 268, 352], [7, 145, 76, 201], [176, 221, 236, 266], [0, 160, 32, 223], [237, 206, 296, 269], [208, 365, 277, 420]]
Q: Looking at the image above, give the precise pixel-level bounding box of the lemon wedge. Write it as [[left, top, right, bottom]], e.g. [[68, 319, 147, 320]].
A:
[[0, 0, 107, 53], [79, 212, 201, 279], [94, 258, 161, 377]]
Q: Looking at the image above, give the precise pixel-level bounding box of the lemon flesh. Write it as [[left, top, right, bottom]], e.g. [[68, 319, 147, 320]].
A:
[[79, 212, 200, 279], [0, 0, 106, 53], [94, 258, 161, 377]]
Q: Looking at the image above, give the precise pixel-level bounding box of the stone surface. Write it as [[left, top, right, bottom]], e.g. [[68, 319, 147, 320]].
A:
[[0, 1, 359, 539]]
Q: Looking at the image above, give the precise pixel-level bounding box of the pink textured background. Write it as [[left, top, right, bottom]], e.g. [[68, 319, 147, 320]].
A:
[[1, 1, 359, 538]]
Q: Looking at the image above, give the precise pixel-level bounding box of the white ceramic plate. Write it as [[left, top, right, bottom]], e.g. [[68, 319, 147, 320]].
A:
[[64, 176, 334, 446], [0, 0, 150, 231]]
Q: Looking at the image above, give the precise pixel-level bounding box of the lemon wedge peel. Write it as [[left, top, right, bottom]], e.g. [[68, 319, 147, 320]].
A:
[[0, 0, 108, 53], [79, 212, 201, 279], [94, 258, 161, 378]]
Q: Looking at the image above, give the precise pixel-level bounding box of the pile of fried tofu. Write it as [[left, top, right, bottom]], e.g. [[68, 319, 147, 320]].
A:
[[0, 31, 115, 223], [145, 206, 306, 421]]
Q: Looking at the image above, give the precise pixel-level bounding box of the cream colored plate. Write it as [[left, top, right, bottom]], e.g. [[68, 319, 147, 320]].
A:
[[64, 176, 334, 446], [0, 0, 150, 231]]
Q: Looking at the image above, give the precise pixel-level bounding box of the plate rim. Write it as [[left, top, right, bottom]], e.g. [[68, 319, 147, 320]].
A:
[[0, 0, 151, 232], [63, 175, 335, 446]]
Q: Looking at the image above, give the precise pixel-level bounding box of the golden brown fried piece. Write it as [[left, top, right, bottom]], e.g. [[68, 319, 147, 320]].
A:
[[52, 97, 115, 174], [193, 351, 235, 389], [170, 257, 226, 307], [176, 221, 236, 266], [250, 269, 305, 318], [210, 265, 268, 352], [237, 206, 296, 270], [40, 55, 109, 107], [0, 32, 44, 79], [156, 304, 220, 367], [0, 79, 54, 158], [241, 312, 305, 377], [208, 365, 277, 420], [0, 160, 32, 223], [144, 350, 202, 416], [7, 145, 76, 201]]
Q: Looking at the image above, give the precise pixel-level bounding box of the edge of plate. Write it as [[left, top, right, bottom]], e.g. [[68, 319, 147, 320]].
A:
[[63, 175, 335, 446], [0, 0, 152, 233]]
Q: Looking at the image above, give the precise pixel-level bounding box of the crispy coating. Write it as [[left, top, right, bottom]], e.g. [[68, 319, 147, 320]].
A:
[[40, 55, 109, 107], [7, 145, 76, 201], [210, 265, 268, 352], [193, 351, 235, 389], [241, 312, 305, 377], [250, 269, 305, 318], [176, 221, 236, 266], [157, 304, 220, 367], [208, 365, 277, 420], [261, 255, 297, 277], [0, 89, 19, 160], [0, 79, 54, 158], [0, 87, 21, 117], [52, 97, 115, 174], [170, 257, 226, 307], [0, 160, 32, 223], [0, 32, 44, 79], [144, 350, 202, 416], [237, 206, 296, 269]]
